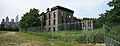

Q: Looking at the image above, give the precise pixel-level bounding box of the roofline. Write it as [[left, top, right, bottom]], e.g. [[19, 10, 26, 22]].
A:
[[51, 6, 74, 13]]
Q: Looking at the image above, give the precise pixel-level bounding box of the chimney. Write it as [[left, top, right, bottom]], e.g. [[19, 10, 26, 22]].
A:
[[47, 8, 49, 12]]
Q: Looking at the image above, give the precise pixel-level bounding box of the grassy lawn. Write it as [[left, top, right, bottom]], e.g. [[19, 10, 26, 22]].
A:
[[31, 28, 104, 43], [0, 28, 104, 46], [17, 32, 77, 46], [0, 32, 25, 46], [0, 31, 77, 46]]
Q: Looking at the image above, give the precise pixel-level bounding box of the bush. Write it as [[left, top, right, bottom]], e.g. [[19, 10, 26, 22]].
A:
[[107, 26, 120, 42]]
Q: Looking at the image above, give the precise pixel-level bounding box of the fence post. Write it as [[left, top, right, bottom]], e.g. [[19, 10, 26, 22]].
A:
[[52, 29, 54, 40], [103, 24, 106, 44], [84, 21, 88, 46], [75, 22, 76, 30]]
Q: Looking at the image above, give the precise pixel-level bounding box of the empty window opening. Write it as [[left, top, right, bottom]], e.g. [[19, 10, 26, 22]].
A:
[[61, 12, 64, 16], [53, 12, 56, 18], [49, 13, 51, 19], [53, 19, 56, 25], [53, 27, 55, 32], [49, 27, 50, 31], [49, 20, 51, 25]]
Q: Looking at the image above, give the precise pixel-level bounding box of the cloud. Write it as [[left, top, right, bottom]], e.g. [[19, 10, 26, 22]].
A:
[[0, 0, 111, 22], [0, 0, 32, 22]]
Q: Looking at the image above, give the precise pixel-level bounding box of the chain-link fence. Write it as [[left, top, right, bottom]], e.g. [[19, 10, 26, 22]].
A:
[[19, 22, 105, 44], [20, 26, 45, 32], [104, 23, 120, 46], [19, 22, 87, 43], [58, 22, 82, 31], [104, 36, 120, 46], [20, 22, 82, 32], [30, 30, 88, 43]]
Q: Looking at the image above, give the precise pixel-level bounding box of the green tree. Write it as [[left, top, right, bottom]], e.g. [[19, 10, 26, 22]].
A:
[[19, 8, 41, 28], [98, 0, 120, 42], [98, 0, 120, 24]]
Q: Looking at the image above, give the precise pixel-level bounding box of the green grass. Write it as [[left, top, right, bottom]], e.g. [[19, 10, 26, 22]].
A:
[[16, 32, 100, 46], [0, 32, 25, 46], [0, 29, 105, 46], [17, 32, 77, 46], [0, 31, 77, 46], [29, 28, 104, 43]]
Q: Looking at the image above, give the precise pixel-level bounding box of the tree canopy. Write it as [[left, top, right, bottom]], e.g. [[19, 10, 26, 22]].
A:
[[98, 0, 120, 24], [98, 0, 120, 42], [19, 8, 41, 28]]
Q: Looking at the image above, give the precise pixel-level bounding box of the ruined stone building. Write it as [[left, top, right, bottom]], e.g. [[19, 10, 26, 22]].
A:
[[39, 6, 80, 31], [39, 6, 93, 31], [81, 20, 93, 30], [45, 6, 74, 31]]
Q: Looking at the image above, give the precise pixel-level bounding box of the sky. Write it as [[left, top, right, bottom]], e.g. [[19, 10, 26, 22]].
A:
[[0, 0, 112, 23]]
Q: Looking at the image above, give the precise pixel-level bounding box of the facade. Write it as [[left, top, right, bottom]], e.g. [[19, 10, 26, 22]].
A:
[[81, 20, 93, 30], [11, 19, 14, 24], [6, 16, 9, 23], [1, 19, 5, 25], [44, 6, 74, 31], [38, 6, 94, 31], [16, 15, 19, 22], [4, 16, 10, 28]]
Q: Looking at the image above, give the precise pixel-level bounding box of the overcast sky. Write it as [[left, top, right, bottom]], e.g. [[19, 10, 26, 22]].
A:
[[0, 0, 112, 23]]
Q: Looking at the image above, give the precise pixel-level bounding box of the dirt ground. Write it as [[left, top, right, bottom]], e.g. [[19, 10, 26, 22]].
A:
[[0, 31, 106, 46]]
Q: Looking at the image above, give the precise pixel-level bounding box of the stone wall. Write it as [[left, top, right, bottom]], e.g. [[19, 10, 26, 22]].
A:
[[45, 9, 74, 31]]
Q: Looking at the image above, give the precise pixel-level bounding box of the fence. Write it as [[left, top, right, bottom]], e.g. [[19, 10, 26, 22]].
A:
[[32, 31, 86, 43], [20, 22, 88, 43], [20, 22, 82, 32], [104, 36, 120, 46], [58, 22, 82, 31], [104, 23, 120, 46], [20, 22, 105, 43], [20, 26, 45, 32]]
